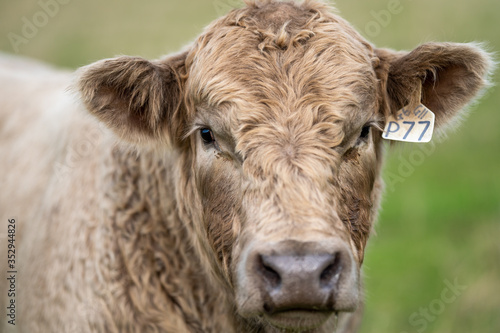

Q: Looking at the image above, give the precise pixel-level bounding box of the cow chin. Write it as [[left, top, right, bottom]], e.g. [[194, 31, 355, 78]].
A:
[[262, 310, 338, 332]]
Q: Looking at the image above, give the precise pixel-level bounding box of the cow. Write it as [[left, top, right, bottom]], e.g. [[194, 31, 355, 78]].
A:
[[0, 0, 493, 332]]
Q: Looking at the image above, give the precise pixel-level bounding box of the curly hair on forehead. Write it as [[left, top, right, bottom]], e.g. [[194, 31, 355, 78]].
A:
[[219, 0, 371, 55]]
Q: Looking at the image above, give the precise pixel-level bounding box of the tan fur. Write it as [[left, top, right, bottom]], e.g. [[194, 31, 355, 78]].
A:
[[0, 1, 492, 332]]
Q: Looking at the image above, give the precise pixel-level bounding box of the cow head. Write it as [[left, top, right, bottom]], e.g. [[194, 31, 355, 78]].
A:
[[78, 0, 492, 331]]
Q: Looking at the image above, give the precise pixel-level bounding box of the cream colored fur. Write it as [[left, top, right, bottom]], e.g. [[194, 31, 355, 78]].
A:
[[0, 0, 492, 332]]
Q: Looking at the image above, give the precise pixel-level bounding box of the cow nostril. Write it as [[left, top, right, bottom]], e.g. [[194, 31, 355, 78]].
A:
[[258, 255, 281, 289], [263, 302, 275, 314], [319, 253, 342, 288]]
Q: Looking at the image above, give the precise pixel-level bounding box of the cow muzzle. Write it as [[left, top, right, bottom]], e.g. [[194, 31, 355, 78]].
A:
[[236, 239, 359, 331]]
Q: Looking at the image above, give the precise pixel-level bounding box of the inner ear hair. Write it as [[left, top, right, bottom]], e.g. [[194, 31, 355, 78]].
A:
[[77, 52, 188, 147], [377, 42, 494, 129]]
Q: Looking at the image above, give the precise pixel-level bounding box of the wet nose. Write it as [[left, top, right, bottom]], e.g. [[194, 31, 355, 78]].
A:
[[248, 240, 358, 314]]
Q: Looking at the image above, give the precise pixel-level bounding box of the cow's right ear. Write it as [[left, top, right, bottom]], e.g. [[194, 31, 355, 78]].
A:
[[77, 52, 187, 146]]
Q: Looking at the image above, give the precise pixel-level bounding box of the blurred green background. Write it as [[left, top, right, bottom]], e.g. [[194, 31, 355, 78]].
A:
[[0, 0, 498, 332]]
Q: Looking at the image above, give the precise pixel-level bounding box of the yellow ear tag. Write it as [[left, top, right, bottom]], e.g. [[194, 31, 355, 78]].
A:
[[382, 85, 435, 143]]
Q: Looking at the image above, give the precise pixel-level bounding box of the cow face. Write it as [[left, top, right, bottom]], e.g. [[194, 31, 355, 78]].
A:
[[185, 3, 383, 328], [78, 1, 491, 331]]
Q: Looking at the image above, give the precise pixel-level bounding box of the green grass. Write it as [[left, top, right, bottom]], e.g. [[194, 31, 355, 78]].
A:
[[1, 0, 499, 332]]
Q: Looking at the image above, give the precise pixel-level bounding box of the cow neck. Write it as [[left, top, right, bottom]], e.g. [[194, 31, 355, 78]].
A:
[[101, 144, 235, 332]]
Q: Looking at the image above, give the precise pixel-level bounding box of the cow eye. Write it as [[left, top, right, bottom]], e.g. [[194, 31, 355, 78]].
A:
[[359, 125, 371, 140], [200, 128, 215, 144]]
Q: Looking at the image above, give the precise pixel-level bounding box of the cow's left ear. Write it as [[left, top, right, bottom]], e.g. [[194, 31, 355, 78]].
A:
[[374, 42, 494, 131], [77, 51, 188, 146]]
